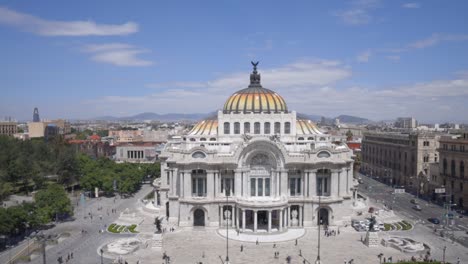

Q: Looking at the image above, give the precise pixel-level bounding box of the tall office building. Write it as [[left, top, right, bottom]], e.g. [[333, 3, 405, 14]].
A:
[[33, 107, 40, 122]]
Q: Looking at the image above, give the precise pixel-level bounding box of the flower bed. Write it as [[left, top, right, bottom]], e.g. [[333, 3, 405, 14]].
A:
[[108, 223, 139, 234]]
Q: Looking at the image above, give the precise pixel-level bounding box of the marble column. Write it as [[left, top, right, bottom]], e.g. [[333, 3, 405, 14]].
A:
[[235, 207, 239, 229], [206, 170, 214, 199], [267, 210, 272, 233], [253, 210, 258, 232], [235, 170, 242, 198], [287, 207, 291, 227], [308, 169, 317, 197], [331, 170, 339, 197], [276, 170, 280, 197], [242, 209, 246, 232], [279, 209, 283, 231], [280, 169, 288, 196], [184, 170, 191, 198]]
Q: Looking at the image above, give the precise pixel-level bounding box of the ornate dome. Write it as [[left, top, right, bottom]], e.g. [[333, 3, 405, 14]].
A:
[[223, 62, 288, 114]]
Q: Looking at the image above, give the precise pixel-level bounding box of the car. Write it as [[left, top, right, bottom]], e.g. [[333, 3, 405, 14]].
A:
[[428, 218, 440, 224], [410, 199, 419, 204], [412, 205, 422, 211], [358, 179, 364, 184]]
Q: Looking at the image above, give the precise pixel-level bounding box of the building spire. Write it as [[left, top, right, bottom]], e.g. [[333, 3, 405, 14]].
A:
[[249, 61, 261, 87]]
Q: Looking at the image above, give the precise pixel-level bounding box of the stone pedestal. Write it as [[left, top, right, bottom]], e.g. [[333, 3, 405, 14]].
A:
[[365, 231, 379, 247]]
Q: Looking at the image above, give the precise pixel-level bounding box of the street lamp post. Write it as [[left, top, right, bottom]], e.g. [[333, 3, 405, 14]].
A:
[[316, 195, 321, 264], [225, 186, 230, 264], [100, 248, 104, 264]]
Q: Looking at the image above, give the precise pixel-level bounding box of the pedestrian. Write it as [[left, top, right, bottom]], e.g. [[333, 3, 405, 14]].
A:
[[71, 252, 73, 259], [240, 244, 243, 252], [256, 239, 259, 245], [273, 243, 276, 248], [299, 249, 302, 256], [295, 239, 298, 246]]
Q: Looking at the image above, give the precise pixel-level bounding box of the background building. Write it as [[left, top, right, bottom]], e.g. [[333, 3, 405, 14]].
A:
[[115, 142, 162, 163], [395, 117, 418, 129], [0, 121, 18, 136], [361, 132, 439, 196], [437, 132, 468, 210]]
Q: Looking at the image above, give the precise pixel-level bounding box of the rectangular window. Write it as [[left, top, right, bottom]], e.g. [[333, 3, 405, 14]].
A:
[[285, 122, 291, 134], [244, 122, 250, 133], [224, 122, 230, 134], [251, 178, 256, 196], [258, 178, 263, 196], [265, 178, 270, 196], [264, 122, 271, 134], [197, 178, 204, 196], [297, 178, 301, 194], [192, 178, 196, 195], [254, 122, 261, 134], [274, 122, 281, 134], [289, 178, 296, 196], [234, 122, 240, 134]]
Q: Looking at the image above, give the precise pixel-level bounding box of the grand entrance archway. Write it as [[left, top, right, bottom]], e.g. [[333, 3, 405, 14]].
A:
[[318, 208, 329, 226], [194, 209, 205, 226]]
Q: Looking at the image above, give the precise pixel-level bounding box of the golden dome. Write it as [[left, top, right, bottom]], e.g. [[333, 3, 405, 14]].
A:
[[223, 62, 288, 114]]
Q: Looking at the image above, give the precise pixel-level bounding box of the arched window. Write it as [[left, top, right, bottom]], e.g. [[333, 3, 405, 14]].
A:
[[298, 137, 304, 140], [200, 138, 206, 141], [451, 159, 456, 177], [307, 137, 313, 140], [443, 158, 447, 174], [264, 122, 271, 134], [461, 161, 465, 179], [254, 122, 261, 134], [224, 122, 230, 134], [244, 122, 250, 134], [285, 122, 291, 134], [190, 138, 196, 142], [274, 122, 281, 134], [234, 122, 240, 134], [210, 138, 216, 141]]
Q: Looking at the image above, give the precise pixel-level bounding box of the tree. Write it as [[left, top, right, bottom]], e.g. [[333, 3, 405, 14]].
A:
[[35, 184, 72, 222], [346, 130, 353, 141]]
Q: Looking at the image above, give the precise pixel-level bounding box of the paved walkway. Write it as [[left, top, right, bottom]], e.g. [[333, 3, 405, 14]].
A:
[[217, 228, 305, 243]]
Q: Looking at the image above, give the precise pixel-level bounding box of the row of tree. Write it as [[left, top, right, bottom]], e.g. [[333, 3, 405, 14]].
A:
[[78, 154, 160, 196], [0, 184, 72, 237], [0, 135, 161, 200]]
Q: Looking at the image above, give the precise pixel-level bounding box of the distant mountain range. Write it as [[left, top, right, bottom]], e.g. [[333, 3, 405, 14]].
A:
[[93, 112, 371, 124], [94, 112, 212, 122]]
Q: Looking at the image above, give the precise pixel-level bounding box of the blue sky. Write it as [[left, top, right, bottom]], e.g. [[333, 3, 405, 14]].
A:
[[1, 0, 468, 123]]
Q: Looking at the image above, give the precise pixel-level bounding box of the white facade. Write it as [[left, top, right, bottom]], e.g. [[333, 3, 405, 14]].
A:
[[158, 64, 355, 233]]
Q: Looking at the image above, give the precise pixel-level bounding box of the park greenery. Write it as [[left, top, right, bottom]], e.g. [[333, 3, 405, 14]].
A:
[[0, 184, 71, 237], [0, 135, 160, 241]]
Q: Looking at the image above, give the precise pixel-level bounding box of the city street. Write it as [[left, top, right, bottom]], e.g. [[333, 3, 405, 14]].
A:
[[357, 172, 468, 247]]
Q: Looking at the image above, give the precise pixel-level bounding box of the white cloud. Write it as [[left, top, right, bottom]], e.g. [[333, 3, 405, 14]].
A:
[[356, 50, 372, 62], [83, 62, 468, 123], [84, 60, 351, 113], [83, 43, 152, 67], [0, 6, 138, 36], [408, 33, 468, 49], [402, 3, 421, 9], [333, 0, 381, 25]]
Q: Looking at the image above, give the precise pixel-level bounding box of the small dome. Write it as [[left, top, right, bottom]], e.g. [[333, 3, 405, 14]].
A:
[[223, 62, 288, 114]]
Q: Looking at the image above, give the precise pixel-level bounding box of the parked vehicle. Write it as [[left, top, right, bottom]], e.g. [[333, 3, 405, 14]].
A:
[[428, 218, 440, 224], [410, 199, 419, 204], [412, 205, 422, 211]]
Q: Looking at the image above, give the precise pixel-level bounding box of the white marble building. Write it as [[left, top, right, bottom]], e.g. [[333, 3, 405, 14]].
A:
[[158, 63, 355, 233]]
